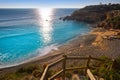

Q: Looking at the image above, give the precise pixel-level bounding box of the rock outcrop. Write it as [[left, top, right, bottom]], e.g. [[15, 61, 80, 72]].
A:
[[98, 10, 120, 29], [63, 4, 120, 24]]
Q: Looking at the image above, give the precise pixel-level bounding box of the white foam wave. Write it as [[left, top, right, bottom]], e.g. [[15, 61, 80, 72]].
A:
[[37, 44, 59, 56], [0, 44, 59, 69]]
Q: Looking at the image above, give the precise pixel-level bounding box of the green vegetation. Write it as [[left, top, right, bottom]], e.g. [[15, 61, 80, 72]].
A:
[[0, 64, 44, 80], [91, 56, 120, 80], [98, 10, 120, 29], [108, 16, 120, 29], [1, 56, 120, 80]]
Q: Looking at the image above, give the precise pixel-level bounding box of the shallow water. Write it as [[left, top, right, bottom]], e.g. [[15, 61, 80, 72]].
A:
[[0, 8, 90, 68]]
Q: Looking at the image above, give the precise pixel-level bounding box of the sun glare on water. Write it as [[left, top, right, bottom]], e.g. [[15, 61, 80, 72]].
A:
[[37, 8, 54, 44]]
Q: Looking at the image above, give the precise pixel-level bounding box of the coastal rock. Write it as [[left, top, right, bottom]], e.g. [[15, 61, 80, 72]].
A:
[[63, 3, 120, 24], [98, 10, 120, 29]]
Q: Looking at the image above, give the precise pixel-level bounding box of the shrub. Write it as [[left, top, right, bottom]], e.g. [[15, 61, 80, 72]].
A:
[[0, 64, 43, 80], [92, 56, 120, 80], [32, 69, 43, 78], [16, 64, 40, 74]]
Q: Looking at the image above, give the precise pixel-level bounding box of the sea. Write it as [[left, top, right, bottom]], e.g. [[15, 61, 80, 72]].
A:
[[0, 8, 91, 68]]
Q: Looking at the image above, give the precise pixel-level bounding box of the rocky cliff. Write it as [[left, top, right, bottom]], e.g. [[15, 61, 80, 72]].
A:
[[98, 10, 120, 29], [63, 4, 120, 24]]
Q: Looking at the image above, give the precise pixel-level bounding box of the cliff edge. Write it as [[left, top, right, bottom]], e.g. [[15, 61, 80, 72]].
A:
[[63, 3, 120, 27]]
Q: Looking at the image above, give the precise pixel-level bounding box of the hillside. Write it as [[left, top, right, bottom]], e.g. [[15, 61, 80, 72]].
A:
[[63, 3, 120, 26], [98, 10, 120, 29]]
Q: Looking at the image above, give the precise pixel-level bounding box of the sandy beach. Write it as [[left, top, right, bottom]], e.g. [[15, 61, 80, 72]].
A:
[[0, 28, 120, 76]]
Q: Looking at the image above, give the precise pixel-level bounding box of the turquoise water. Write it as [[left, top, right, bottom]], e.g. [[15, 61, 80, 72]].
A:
[[0, 9, 90, 68]]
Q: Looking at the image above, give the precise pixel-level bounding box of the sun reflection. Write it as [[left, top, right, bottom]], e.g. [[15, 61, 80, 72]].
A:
[[37, 8, 53, 44]]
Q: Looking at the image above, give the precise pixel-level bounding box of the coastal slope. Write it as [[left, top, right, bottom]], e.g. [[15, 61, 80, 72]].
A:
[[63, 4, 120, 25]]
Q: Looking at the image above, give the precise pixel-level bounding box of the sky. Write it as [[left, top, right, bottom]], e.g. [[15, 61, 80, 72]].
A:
[[0, 0, 120, 8]]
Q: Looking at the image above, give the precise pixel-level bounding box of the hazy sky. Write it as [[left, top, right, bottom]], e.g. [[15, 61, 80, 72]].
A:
[[0, 0, 120, 8]]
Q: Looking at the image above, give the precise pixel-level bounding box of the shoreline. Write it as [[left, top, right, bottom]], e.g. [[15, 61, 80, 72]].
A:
[[0, 28, 93, 73], [1, 27, 120, 75], [0, 26, 92, 69]]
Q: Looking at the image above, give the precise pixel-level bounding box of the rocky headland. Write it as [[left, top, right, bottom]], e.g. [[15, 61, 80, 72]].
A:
[[63, 3, 120, 29]]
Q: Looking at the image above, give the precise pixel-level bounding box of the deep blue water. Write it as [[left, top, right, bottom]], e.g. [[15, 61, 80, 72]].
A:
[[0, 9, 90, 68]]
